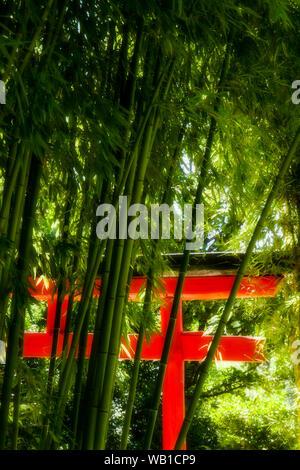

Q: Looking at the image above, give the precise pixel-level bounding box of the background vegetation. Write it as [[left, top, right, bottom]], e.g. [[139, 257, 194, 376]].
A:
[[0, 0, 299, 450]]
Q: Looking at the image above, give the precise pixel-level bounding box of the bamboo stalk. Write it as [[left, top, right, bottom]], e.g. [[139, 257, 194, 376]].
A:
[[79, 46, 160, 446], [46, 178, 73, 393], [0, 149, 22, 236], [40, 175, 74, 448], [93, 170, 152, 449], [144, 42, 231, 449], [82, 190, 136, 449], [120, 127, 183, 449], [11, 380, 21, 450], [80, 175, 130, 450], [92, 57, 176, 449], [11, 267, 27, 451], [62, 198, 85, 354], [93, 107, 160, 449], [0, 155, 42, 449], [0, 150, 31, 339], [80, 238, 115, 449], [19, 0, 55, 75], [71, 296, 92, 449], [43, 175, 105, 449], [44, 237, 107, 449], [116, 61, 171, 197], [45, 0, 69, 66], [69, 179, 105, 448], [120, 276, 153, 449]]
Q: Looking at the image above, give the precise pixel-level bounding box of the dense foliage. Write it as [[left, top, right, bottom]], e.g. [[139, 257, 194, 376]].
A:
[[0, 0, 299, 450]]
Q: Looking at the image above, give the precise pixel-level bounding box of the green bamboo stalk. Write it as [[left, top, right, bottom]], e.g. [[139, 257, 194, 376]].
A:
[[80, 53, 160, 448], [80, 238, 115, 449], [60, 129, 83, 357], [7, 151, 31, 247], [93, 58, 177, 449], [144, 42, 231, 449], [19, 0, 54, 75], [175, 126, 300, 449], [0, 150, 31, 339], [93, 108, 159, 450], [93, 246, 136, 450], [43, 176, 105, 449], [62, 200, 85, 354], [143, 116, 213, 449], [44, 237, 108, 449], [40, 177, 74, 448], [116, 61, 171, 197], [12, 380, 21, 450], [116, 19, 144, 184], [82, 189, 136, 449], [46, 180, 73, 395], [79, 176, 129, 450], [2, 29, 22, 82], [120, 128, 183, 449], [120, 276, 153, 449], [46, 283, 65, 395], [11, 258, 28, 451], [76, 39, 171, 451], [0, 155, 42, 449], [79, 53, 142, 436], [113, 20, 129, 106], [84, 36, 154, 382], [45, 0, 69, 66], [0, 139, 19, 223], [71, 296, 92, 449], [70, 179, 106, 448], [11, 261, 27, 451], [0, 141, 23, 297], [83, 172, 140, 450], [39, 282, 66, 449], [0, 149, 22, 235]]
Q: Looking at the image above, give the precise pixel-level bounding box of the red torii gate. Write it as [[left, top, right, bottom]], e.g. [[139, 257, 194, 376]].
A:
[[23, 274, 282, 450]]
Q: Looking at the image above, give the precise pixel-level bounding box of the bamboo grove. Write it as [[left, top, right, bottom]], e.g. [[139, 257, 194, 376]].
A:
[[0, 0, 300, 450]]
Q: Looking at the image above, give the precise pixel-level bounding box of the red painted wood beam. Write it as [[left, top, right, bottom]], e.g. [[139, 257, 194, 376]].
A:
[[28, 275, 281, 302]]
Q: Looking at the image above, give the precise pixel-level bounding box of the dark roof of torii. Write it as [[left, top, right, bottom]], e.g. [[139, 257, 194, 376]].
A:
[[133, 252, 292, 277]]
